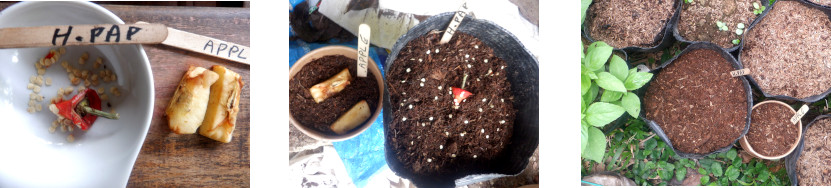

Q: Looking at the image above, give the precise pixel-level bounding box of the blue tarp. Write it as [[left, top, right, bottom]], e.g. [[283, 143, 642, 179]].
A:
[[289, 29, 389, 188]]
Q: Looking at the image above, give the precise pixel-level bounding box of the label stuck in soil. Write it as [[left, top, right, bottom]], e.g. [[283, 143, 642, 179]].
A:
[[730, 68, 750, 77], [791, 104, 808, 124], [357, 24, 371, 77], [440, 2, 469, 44]]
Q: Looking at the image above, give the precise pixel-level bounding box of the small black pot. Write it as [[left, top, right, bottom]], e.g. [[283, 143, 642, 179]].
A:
[[784, 114, 831, 186], [382, 12, 539, 187], [737, 0, 831, 103], [641, 42, 753, 159], [672, 0, 770, 52], [582, 0, 683, 54]]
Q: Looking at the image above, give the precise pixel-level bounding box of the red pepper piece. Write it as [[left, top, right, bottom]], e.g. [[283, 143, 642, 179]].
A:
[[51, 88, 118, 130], [44, 51, 54, 59], [452, 87, 473, 106]]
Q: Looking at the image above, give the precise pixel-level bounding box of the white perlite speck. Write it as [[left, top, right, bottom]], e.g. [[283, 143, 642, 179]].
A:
[[434, 96, 439, 100], [438, 86, 443, 90], [402, 117, 408, 121], [445, 131, 450, 136], [420, 78, 425, 82], [497, 128, 501, 131], [482, 98, 487, 102], [426, 50, 430, 54], [403, 92, 406, 95], [420, 83, 424, 87], [411, 141, 414, 145], [501, 66, 505, 69], [474, 45, 479, 49], [440, 145, 443, 150], [473, 155, 477, 159], [418, 58, 423, 62], [421, 123, 425, 127], [449, 90, 452, 95], [406, 68, 411, 73], [400, 103, 404, 106], [486, 135, 489, 139], [435, 49, 440, 53], [401, 80, 406, 83], [429, 117, 434, 121], [478, 108, 483, 112], [449, 114, 453, 118], [481, 129, 485, 133], [465, 54, 470, 58], [451, 154, 456, 158], [428, 158, 432, 162], [501, 98, 505, 102], [464, 120, 469, 124], [500, 120, 506, 124], [460, 132, 465, 137], [408, 104, 413, 109], [484, 59, 488, 63], [467, 64, 472, 68]]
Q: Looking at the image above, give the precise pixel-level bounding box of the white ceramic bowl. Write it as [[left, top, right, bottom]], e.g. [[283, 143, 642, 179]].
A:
[[0, 2, 153, 187]]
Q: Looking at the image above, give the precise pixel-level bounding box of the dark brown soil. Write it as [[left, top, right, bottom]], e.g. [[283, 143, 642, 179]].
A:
[[746, 102, 798, 157], [740, 0, 831, 99], [644, 49, 747, 154], [677, 0, 761, 48], [386, 32, 516, 176], [289, 55, 379, 135], [797, 118, 831, 185], [808, 0, 831, 7], [586, 0, 676, 48]]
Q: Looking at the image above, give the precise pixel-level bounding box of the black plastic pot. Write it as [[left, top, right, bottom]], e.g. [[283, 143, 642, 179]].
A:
[[801, 0, 831, 13], [582, 0, 683, 53], [641, 42, 753, 159], [737, 0, 831, 103], [672, 0, 770, 52], [784, 114, 831, 186], [382, 13, 539, 187]]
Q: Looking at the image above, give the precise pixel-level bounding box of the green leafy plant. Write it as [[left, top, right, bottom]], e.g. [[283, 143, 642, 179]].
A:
[[753, 2, 766, 15], [735, 23, 745, 35], [685, 0, 694, 3], [716, 21, 728, 31], [581, 41, 653, 163], [732, 39, 741, 45], [581, 119, 791, 186], [581, 0, 592, 25]]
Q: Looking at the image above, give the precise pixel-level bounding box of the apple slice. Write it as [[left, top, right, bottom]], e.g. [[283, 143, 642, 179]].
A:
[[309, 68, 352, 103], [330, 100, 371, 135]]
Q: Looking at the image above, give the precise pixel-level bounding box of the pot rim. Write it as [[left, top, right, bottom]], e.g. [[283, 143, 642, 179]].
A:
[[740, 100, 803, 160], [288, 45, 384, 142]]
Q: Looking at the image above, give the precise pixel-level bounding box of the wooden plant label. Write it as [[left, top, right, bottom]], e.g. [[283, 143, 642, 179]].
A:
[[0, 24, 167, 48], [730, 68, 750, 77], [148, 22, 250, 65], [791, 104, 809, 124], [439, 2, 469, 44], [357, 24, 371, 78]]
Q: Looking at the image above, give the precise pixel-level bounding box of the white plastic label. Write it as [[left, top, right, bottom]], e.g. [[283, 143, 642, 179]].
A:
[[791, 104, 809, 124], [730, 68, 750, 77]]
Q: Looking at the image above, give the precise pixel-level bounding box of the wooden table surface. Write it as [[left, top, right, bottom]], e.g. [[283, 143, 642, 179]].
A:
[[0, 3, 251, 187]]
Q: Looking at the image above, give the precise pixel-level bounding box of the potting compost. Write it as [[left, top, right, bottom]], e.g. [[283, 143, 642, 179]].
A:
[[797, 118, 831, 185], [386, 32, 516, 176], [289, 55, 380, 135], [676, 0, 761, 49], [740, 0, 831, 100], [747, 102, 798, 157], [644, 48, 747, 154], [586, 0, 677, 48], [807, 0, 831, 7]]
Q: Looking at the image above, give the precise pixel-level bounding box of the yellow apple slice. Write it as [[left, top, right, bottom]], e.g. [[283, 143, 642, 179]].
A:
[[330, 100, 371, 135], [309, 68, 351, 103]]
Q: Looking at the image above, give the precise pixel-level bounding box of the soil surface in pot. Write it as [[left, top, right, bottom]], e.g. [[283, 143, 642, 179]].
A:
[[386, 32, 516, 176], [797, 118, 831, 185], [289, 55, 380, 135], [808, 0, 831, 7], [586, 0, 676, 49], [644, 48, 747, 154], [746, 102, 798, 157], [740, 0, 831, 99], [677, 0, 761, 49]]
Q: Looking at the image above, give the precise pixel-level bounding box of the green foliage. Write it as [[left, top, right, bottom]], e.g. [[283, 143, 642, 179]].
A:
[[581, 0, 592, 25], [581, 118, 791, 186], [581, 42, 654, 162], [716, 21, 728, 31], [685, 0, 694, 3], [732, 39, 741, 45], [753, 2, 766, 15]]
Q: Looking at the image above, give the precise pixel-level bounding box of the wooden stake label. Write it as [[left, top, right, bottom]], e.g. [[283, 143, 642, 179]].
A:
[[791, 104, 809, 124], [0, 24, 167, 48], [730, 68, 750, 77], [439, 2, 469, 44], [357, 24, 371, 78], [136, 22, 250, 65]]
